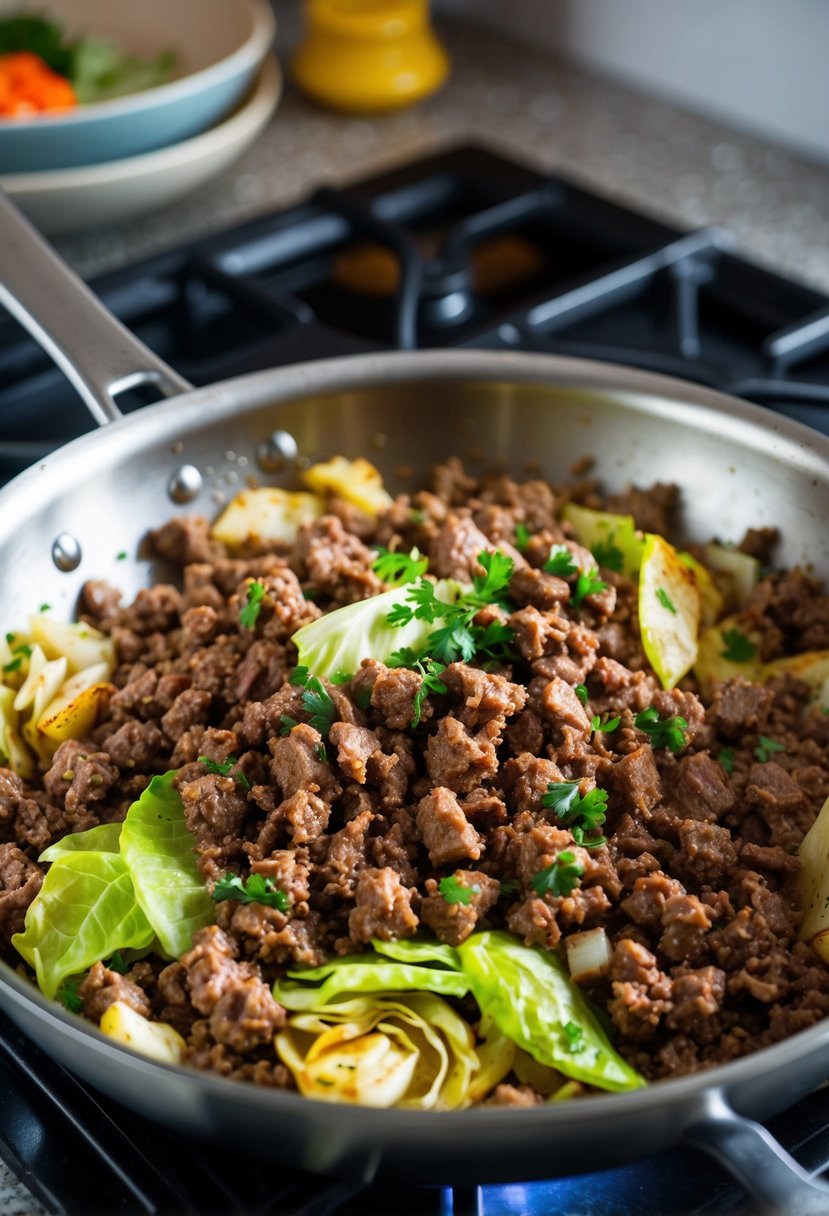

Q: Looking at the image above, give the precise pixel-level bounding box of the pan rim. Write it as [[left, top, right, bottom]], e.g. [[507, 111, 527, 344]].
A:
[[0, 347, 827, 1141]]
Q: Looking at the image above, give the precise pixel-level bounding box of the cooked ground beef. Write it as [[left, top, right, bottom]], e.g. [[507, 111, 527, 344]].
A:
[[3, 459, 829, 1102]]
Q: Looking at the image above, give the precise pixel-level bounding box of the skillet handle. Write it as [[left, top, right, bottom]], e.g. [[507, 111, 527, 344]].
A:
[[0, 190, 192, 426], [684, 1090, 829, 1216]]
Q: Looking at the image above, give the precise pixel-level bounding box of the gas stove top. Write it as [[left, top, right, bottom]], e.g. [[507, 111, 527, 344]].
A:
[[1, 144, 829, 1215]]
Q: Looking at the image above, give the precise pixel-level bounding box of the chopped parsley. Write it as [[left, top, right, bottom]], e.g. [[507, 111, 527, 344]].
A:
[[116, 551, 128, 561], [592, 539, 624, 573], [288, 667, 338, 736], [279, 715, 299, 735], [39, 603, 51, 613], [439, 875, 480, 906], [754, 735, 784, 762], [314, 743, 328, 763], [2, 655, 23, 673], [575, 684, 589, 705], [330, 671, 353, 685], [571, 566, 608, 611], [721, 627, 757, 663], [386, 549, 516, 667], [58, 976, 83, 1014], [239, 580, 266, 630], [656, 587, 677, 614], [198, 755, 251, 791], [542, 781, 608, 848], [514, 523, 532, 553], [634, 706, 688, 752], [543, 544, 579, 578], [107, 951, 129, 974], [302, 677, 337, 736], [372, 546, 429, 587], [531, 851, 584, 898], [212, 872, 290, 912], [563, 1021, 586, 1054], [591, 713, 621, 734], [354, 686, 372, 710], [499, 879, 518, 896], [717, 747, 735, 774]]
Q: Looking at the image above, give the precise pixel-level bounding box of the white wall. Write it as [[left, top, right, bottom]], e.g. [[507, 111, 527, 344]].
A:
[[438, 0, 829, 163]]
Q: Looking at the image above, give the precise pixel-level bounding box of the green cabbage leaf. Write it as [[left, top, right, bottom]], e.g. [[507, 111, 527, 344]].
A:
[[12, 770, 211, 1000], [277, 932, 643, 1094], [456, 931, 644, 1092], [120, 770, 214, 959], [12, 851, 154, 999]]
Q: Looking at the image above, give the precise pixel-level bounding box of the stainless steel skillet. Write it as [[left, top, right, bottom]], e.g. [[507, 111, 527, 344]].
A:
[[1, 195, 829, 1212]]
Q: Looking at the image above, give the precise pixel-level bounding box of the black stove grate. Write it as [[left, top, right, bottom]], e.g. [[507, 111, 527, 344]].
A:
[[2, 144, 829, 1215], [2, 144, 829, 485]]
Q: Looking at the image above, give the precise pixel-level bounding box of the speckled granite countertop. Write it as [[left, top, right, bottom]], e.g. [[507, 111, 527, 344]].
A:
[[1, 15, 829, 1216], [54, 17, 829, 296]]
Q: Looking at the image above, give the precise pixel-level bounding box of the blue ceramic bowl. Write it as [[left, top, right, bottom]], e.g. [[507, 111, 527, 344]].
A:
[[0, 0, 275, 173]]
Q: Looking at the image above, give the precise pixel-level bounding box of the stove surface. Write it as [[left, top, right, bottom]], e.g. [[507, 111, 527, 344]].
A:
[[2, 144, 829, 488], [1, 145, 829, 1214]]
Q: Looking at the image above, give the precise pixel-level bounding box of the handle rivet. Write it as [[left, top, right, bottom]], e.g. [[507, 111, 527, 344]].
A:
[[168, 464, 203, 503], [52, 533, 82, 572], [257, 430, 298, 472]]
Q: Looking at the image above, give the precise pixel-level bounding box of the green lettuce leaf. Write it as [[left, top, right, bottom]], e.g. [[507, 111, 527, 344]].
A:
[[11, 852, 154, 999], [39, 822, 122, 863], [291, 580, 462, 680], [277, 954, 470, 1010], [456, 931, 643, 1092], [120, 770, 213, 959]]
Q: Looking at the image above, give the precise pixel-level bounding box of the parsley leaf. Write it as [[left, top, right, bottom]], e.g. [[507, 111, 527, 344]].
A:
[[571, 566, 608, 610], [388, 654, 447, 727], [107, 950, 129, 974], [544, 544, 579, 578], [755, 735, 784, 762], [439, 875, 480, 906], [372, 546, 429, 587], [531, 851, 584, 898], [514, 523, 532, 553], [239, 580, 266, 630], [428, 621, 477, 665], [314, 743, 328, 763], [542, 782, 608, 848], [656, 587, 677, 614], [2, 656, 23, 673], [330, 671, 354, 685], [212, 872, 290, 912], [287, 666, 338, 736], [302, 676, 337, 736], [198, 755, 251, 791], [591, 713, 621, 734], [59, 976, 84, 1014], [574, 684, 589, 705], [721, 628, 757, 663], [634, 706, 688, 752], [592, 539, 624, 573], [471, 550, 514, 606], [717, 747, 735, 774]]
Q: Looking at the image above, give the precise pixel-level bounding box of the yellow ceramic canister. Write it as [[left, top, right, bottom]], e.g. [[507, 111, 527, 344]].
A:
[[292, 0, 450, 113]]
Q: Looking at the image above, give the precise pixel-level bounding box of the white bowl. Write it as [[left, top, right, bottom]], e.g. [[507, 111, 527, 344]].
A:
[[0, 54, 281, 235], [0, 0, 275, 173]]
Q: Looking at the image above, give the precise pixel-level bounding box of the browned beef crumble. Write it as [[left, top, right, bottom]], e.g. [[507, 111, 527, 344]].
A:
[[3, 460, 829, 1100]]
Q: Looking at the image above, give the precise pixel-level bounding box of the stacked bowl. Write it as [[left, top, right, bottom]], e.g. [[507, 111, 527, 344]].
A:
[[0, 0, 278, 233]]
